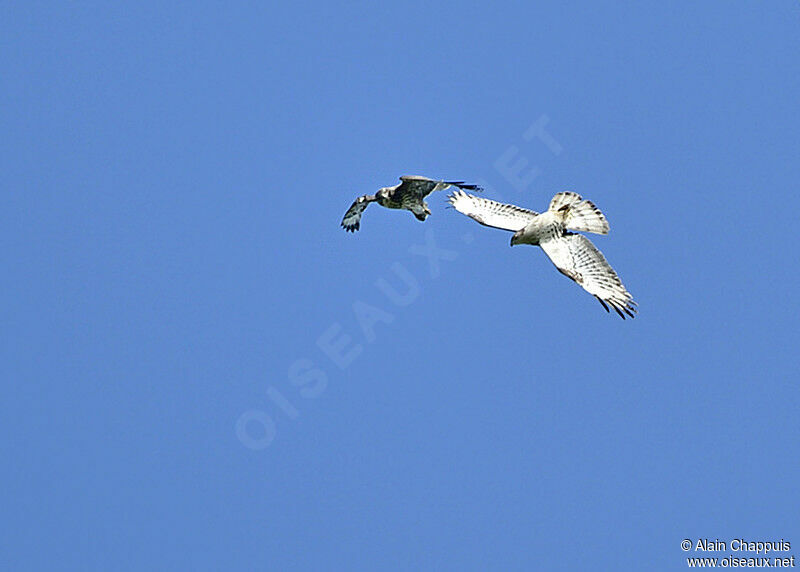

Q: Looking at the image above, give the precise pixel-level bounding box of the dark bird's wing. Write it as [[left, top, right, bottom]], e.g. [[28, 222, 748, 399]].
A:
[[341, 194, 377, 232], [396, 176, 439, 200], [399, 175, 483, 200], [539, 233, 636, 318]]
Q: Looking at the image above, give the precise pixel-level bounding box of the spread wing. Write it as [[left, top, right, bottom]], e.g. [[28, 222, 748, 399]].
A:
[[341, 194, 377, 232], [397, 175, 439, 199], [398, 176, 483, 200], [539, 233, 636, 318], [447, 190, 538, 231]]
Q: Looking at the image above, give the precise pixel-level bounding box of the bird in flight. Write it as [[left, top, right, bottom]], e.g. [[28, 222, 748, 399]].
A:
[[448, 190, 637, 318], [341, 175, 482, 232]]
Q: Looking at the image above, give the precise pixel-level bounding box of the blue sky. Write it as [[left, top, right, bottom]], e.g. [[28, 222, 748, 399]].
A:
[[3, 2, 799, 570]]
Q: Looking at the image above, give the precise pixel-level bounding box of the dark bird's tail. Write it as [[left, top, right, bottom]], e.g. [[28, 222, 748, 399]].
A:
[[445, 181, 483, 192]]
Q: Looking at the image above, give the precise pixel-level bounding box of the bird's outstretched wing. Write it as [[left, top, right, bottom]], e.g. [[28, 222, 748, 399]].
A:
[[341, 194, 377, 232], [399, 176, 483, 199], [447, 190, 538, 231], [539, 233, 636, 318]]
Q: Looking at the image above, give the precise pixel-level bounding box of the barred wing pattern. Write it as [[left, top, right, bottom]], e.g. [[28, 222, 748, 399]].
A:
[[447, 191, 537, 231], [539, 233, 636, 318], [341, 195, 377, 232]]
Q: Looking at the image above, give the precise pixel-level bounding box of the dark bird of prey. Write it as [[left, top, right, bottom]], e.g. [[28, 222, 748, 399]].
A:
[[341, 175, 482, 232], [448, 190, 637, 319]]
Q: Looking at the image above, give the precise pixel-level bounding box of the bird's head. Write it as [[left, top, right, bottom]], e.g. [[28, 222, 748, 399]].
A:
[[376, 187, 392, 201], [510, 231, 522, 247]]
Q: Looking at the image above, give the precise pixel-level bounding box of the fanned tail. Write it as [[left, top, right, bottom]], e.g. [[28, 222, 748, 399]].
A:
[[549, 192, 609, 235], [565, 199, 609, 235]]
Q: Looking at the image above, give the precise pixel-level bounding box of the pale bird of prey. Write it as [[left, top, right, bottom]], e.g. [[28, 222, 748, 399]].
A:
[[341, 175, 482, 232], [448, 190, 637, 319]]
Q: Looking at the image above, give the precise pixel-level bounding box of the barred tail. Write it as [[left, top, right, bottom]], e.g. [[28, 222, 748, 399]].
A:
[[566, 199, 609, 234], [549, 192, 609, 235]]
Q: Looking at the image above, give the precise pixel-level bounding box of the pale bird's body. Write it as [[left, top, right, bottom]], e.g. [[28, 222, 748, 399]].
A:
[[448, 190, 636, 319]]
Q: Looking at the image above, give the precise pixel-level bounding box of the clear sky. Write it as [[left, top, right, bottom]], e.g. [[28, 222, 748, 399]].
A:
[[3, 2, 799, 570]]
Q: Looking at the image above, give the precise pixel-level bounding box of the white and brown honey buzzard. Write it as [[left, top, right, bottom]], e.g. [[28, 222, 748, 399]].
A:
[[448, 190, 637, 319], [341, 175, 482, 232]]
